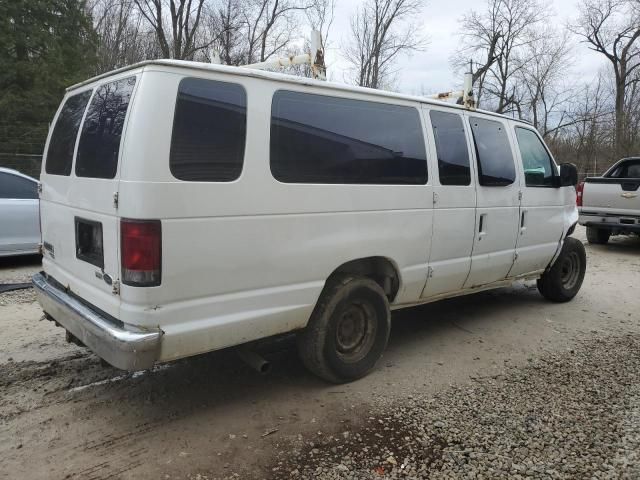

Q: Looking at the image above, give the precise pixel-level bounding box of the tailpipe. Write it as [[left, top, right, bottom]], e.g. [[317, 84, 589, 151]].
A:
[[237, 348, 271, 374]]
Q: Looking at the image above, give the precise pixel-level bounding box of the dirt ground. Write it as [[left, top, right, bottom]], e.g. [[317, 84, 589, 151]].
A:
[[0, 226, 639, 479]]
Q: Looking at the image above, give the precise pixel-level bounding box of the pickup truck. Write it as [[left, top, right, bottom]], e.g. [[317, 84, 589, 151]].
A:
[[578, 157, 640, 244]]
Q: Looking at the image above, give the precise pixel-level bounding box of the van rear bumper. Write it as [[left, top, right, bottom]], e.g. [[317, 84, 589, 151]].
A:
[[33, 272, 162, 371]]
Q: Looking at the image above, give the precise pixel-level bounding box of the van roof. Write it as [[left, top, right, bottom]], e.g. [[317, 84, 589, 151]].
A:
[[68, 59, 532, 126]]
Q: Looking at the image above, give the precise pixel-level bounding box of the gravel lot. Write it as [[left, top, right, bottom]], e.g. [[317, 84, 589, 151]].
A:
[[1, 227, 639, 479], [271, 334, 640, 479]]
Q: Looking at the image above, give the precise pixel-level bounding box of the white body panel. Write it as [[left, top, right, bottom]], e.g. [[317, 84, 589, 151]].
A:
[[37, 60, 579, 366]]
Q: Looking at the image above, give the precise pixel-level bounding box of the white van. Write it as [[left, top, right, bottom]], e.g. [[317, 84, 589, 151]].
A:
[[33, 60, 585, 382]]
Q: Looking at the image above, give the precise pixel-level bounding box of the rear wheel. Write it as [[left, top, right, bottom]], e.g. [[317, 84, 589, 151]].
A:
[[537, 237, 586, 303], [586, 226, 610, 244], [297, 275, 390, 383]]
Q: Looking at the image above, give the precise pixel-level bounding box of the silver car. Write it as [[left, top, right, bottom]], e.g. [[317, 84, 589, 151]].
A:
[[0, 167, 40, 256]]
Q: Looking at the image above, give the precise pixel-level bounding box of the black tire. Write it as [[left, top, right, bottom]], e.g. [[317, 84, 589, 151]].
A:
[[297, 275, 391, 383], [537, 237, 586, 303], [586, 226, 610, 244]]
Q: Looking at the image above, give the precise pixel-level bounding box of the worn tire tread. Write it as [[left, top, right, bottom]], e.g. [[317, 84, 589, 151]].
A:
[[537, 237, 586, 303], [296, 275, 389, 384]]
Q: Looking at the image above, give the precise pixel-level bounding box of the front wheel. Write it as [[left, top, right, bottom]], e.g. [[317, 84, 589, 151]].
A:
[[297, 275, 391, 383], [537, 237, 586, 303]]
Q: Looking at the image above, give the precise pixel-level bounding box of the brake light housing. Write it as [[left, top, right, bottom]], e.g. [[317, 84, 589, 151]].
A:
[[576, 181, 585, 207], [121, 219, 161, 287]]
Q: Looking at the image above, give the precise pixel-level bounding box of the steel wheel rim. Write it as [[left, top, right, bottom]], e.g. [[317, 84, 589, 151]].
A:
[[560, 251, 580, 290], [335, 302, 377, 363]]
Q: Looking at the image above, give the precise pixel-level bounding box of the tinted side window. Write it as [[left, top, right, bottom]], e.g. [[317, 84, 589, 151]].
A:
[[0, 172, 38, 199], [515, 127, 556, 187], [76, 77, 136, 179], [170, 78, 247, 182], [470, 117, 516, 186], [270, 91, 427, 184], [46, 91, 92, 176], [429, 111, 470, 186], [609, 160, 640, 178], [627, 163, 640, 177]]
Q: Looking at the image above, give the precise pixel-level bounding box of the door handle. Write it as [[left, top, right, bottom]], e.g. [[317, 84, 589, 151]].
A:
[[478, 213, 487, 240], [520, 210, 527, 235]]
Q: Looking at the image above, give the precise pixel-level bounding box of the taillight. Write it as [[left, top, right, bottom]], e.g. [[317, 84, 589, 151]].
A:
[[121, 219, 161, 287], [576, 181, 585, 207]]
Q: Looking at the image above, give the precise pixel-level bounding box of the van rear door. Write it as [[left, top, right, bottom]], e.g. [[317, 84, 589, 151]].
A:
[[40, 75, 137, 318]]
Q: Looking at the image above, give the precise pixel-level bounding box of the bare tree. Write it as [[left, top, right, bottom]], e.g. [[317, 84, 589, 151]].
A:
[[239, 0, 311, 64], [89, 0, 160, 73], [455, 0, 549, 112], [518, 27, 574, 138], [345, 0, 427, 89], [547, 71, 615, 175], [306, 0, 335, 47], [572, 0, 640, 156], [625, 68, 640, 149], [202, 0, 328, 70], [133, 0, 209, 59], [206, 0, 245, 65]]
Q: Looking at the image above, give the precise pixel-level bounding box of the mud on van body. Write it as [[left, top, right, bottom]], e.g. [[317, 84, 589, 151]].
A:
[[34, 60, 584, 382]]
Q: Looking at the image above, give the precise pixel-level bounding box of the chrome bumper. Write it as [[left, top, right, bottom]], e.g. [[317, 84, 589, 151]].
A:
[[32, 272, 162, 371]]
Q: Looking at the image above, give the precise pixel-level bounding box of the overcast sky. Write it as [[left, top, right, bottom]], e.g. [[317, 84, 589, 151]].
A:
[[322, 0, 606, 94]]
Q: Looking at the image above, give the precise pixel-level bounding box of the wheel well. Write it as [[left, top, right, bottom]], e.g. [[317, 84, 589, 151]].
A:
[[329, 257, 400, 302]]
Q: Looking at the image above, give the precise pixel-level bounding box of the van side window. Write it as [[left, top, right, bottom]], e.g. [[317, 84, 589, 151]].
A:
[[76, 77, 136, 179], [515, 127, 556, 187], [170, 78, 247, 182], [45, 91, 92, 176], [470, 117, 516, 186], [270, 91, 427, 184], [429, 111, 470, 186]]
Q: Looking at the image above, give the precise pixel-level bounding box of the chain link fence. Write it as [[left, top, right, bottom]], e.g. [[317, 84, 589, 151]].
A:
[[0, 153, 43, 179]]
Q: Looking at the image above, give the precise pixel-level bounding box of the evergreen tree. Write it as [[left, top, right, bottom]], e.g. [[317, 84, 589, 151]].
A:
[[0, 0, 97, 155]]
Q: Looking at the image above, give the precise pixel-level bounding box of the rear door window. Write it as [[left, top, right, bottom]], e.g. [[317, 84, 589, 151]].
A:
[[608, 160, 640, 178], [429, 110, 471, 185], [170, 77, 247, 182], [470, 117, 516, 186], [270, 90, 427, 184], [76, 77, 136, 179], [0, 172, 38, 199], [515, 127, 556, 187], [45, 91, 92, 176]]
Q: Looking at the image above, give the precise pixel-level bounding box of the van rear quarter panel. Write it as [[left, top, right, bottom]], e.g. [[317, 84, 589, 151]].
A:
[[119, 68, 434, 361]]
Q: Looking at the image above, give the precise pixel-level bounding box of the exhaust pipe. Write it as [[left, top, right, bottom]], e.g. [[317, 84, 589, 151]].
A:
[[237, 348, 271, 374]]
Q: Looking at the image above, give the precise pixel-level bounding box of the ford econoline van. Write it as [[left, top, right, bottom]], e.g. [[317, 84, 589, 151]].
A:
[[33, 60, 584, 383]]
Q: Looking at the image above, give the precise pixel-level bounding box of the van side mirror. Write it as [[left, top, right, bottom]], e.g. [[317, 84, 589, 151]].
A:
[[559, 163, 578, 187]]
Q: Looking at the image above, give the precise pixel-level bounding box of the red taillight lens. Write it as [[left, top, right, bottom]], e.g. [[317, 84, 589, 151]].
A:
[[576, 181, 585, 207], [121, 219, 161, 287]]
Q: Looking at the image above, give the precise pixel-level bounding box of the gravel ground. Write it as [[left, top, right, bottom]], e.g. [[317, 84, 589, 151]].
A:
[[271, 334, 640, 479]]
